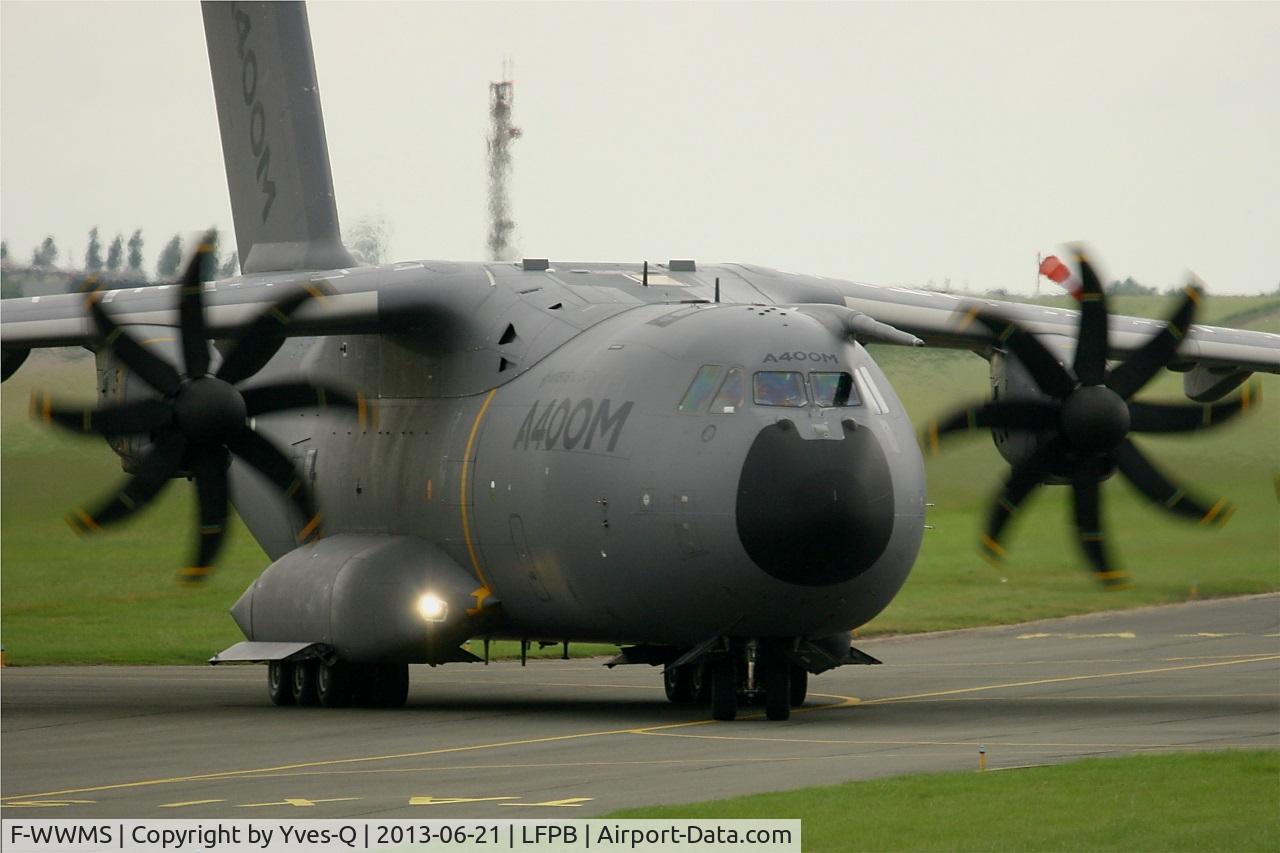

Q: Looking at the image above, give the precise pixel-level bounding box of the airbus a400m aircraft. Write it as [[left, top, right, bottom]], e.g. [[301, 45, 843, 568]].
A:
[[3, 2, 1277, 722]]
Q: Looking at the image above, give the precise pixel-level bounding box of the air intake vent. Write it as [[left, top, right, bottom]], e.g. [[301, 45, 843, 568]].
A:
[[499, 357, 517, 372], [498, 323, 517, 345], [547, 302, 563, 311], [668, 259, 696, 272], [521, 258, 549, 271]]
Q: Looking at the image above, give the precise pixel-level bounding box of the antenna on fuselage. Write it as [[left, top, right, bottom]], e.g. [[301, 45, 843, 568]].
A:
[[643, 260, 649, 287], [715, 276, 720, 303]]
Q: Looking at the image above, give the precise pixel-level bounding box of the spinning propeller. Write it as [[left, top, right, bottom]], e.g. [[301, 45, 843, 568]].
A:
[[924, 248, 1258, 588], [33, 234, 369, 584]]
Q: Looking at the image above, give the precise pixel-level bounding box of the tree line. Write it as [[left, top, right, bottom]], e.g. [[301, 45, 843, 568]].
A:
[[1, 228, 240, 286]]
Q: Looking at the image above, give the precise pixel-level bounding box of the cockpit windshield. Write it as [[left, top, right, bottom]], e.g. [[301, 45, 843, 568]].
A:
[[753, 371, 809, 407], [677, 365, 724, 413], [811, 371, 860, 407]]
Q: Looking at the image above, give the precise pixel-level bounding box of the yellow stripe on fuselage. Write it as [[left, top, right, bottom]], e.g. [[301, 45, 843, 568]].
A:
[[460, 389, 499, 590]]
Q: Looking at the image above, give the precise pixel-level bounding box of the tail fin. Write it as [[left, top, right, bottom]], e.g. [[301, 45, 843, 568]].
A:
[[202, 1, 354, 274]]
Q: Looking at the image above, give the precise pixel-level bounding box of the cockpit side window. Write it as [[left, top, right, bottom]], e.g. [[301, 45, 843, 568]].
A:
[[811, 371, 861, 407], [753, 371, 809, 407], [710, 368, 744, 413], [677, 365, 725, 413]]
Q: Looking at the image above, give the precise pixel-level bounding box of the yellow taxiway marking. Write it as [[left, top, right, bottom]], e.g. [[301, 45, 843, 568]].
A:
[[159, 799, 226, 809], [632, 731, 1237, 751], [855, 654, 1280, 706], [502, 798, 592, 808], [1177, 632, 1245, 638], [411, 796, 518, 806], [1017, 632, 1136, 640], [239, 797, 361, 809], [0, 718, 715, 804], [4, 655, 1274, 805], [2, 800, 96, 809]]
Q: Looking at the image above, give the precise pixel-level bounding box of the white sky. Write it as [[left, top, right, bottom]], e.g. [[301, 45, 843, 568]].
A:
[[3, 1, 1278, 294]]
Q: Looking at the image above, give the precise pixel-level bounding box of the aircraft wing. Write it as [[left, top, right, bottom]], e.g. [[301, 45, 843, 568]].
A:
[[832, 278, 1280, 375], [4, 260, 1278, 402], [1, 269, 384, 351]]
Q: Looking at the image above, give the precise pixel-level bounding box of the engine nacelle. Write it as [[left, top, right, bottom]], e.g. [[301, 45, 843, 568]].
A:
[[230, 535, 496, 663], [987, 349, 1058, 472], [93, 325, 186, 473]]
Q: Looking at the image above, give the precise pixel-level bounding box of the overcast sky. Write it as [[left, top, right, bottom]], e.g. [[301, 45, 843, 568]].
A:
[[3, 2, 1278, 294]]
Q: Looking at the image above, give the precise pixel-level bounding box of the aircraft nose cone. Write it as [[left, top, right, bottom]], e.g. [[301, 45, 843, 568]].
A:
[[736, 420, 895, 586]]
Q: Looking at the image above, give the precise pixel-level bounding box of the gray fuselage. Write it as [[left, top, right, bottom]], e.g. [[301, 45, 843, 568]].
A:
[[232, 261, 926, 646]]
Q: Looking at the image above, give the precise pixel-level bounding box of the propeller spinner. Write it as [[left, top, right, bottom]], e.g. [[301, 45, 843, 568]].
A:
[[32, 234, 369, 584], [924, 248, 1259, 588]]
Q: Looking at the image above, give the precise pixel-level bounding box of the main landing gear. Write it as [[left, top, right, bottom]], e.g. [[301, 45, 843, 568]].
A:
[[663, 640, 809, 722], [267, 660, 410, 708]]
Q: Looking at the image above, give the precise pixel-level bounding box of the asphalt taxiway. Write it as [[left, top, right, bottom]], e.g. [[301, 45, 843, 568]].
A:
[[2, 595, 1277, 817]]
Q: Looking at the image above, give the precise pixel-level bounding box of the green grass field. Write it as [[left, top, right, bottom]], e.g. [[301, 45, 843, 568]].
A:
[[606, 750, 1280, 852], [1, 295, 1277, 663]]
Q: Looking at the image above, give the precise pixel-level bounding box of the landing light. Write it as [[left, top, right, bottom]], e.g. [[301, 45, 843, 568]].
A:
[[417, 593, 448, 623]]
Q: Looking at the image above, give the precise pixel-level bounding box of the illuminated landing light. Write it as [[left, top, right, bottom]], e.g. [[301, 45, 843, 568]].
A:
[[417, 593, 448, 623]]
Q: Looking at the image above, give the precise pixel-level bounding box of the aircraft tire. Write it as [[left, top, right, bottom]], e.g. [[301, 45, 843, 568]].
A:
[[372, 663, 410, 708], [789, 666, 808, 707], [764, 661, 791, 721], [317, 661, 353, 708], [292, 660, 319, 706], [663, 665, 695, 704], [267, 661, 295, 706], [709, 659, 738, 721]]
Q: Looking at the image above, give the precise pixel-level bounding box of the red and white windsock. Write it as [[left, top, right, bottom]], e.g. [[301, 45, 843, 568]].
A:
[[1039, 254, 1082, 301]]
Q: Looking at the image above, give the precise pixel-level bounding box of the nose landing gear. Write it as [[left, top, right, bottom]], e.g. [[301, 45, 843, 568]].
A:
[[663, 639, 811, 722]]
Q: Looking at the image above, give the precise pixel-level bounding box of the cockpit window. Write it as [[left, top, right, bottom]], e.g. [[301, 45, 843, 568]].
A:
[[811, 372, 861, 407], [753, 371, 809, 407], [710, 368, 744, 413], [677, 365, 724, 413]]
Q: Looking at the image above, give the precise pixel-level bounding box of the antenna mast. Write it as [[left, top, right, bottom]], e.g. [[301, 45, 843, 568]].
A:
[[487, 59, 522, 261]]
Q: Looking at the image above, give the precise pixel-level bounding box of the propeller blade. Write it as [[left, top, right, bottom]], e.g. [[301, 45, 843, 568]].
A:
[[1072, 250, 1110, 386], [1112, 438, 1234, 525], [226, 428, 321, 543], [926, 400, 1060, 452], [967, 312, 1076, 399], [240, 381, 365, 423], [178, 236, 217, 378], [1070, 474, 1128, 589], [1128, 385, 1258, 434], [979, 441, 1059, 565], [34, 394, 173, 436], [215, 282, 333, 385], [88, 293, 183, 396], [67, 432, 187, 533], [180, 449, 230, 585], [1105, 281, 1201, 399]]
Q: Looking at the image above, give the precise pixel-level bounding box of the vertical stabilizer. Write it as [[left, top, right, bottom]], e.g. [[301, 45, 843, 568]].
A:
[[202, 1, 354, 274]]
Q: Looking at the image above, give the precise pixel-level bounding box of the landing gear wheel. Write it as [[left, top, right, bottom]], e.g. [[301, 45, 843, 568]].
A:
[[291, 660, 319, 706], [663, 665, 695, 704], [709, 659, 738, 721], [764, 661, 792, 721], [789, 666, 808, 708], [317, 661, 353, 708], [267, 661, 295, 706], [370, 663, 409, 708]]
